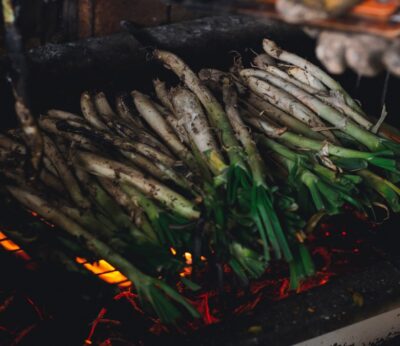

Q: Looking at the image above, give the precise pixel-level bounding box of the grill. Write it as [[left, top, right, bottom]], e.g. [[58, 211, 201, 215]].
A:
[[1, 14, 400, 346]]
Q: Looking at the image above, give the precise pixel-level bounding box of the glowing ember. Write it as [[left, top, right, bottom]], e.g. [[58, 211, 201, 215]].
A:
[[179, 252, 198, 277], [75, 257, 131, 288], [193, 293, 220, 325], [0, 233, 20, 251], [0, 231, 31, 261], [179, 267, 192, 278], [184, 252, 193, 265]]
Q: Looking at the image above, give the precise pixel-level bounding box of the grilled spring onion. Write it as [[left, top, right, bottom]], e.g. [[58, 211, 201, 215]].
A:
[[158, 51, 291, 263], [240, 72, 338, 143], [222, 77, 293, 262], [73, 151, 200, 220], [241, 69, 385, 150], [249, 116, 399, 175], [4, 39, 400, 324], [132, 90, 199, 172], [262, 38, 364, 115], [171, 87, 227, 178], [154, 49, 249, 193]]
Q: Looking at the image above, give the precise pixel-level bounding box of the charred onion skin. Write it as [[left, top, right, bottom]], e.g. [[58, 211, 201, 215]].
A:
[[73, 151, 200, 220], [171, 87, 227, 176], [42, 134, 91, 209], [262, 38, 364, 115], [153, 49, 245, 167]]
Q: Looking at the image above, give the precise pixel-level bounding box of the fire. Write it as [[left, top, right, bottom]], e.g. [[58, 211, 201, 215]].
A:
[[169, 250, 207, 277], [180, 267, 192, 277], [184, 252, 193, 265], [0, 231, 31, 261], [75, 257, 131, 288], [0, 232, 20, 251], [0, 230, 131, 288]]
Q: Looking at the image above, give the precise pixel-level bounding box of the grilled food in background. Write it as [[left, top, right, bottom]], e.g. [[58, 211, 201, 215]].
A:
[[2, 39, 400, 324], [164, 0, 400, 76], [274, 0, 400, 76], [275, 0, 362, 22]]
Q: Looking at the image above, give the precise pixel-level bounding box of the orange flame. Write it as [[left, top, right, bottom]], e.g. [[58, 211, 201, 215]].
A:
[[184, 252, 193, 265], [173, 251, 207, 277], [180, 252, 194, 277], [0, 231, 31, 261], [76, 257, 132, 288]]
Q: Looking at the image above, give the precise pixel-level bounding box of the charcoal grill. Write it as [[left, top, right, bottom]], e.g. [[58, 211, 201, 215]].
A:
[[2, 15, 400, 346]]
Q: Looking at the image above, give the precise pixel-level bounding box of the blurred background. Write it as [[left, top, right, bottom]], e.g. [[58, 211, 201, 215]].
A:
[[0, 0, 198, 49]]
